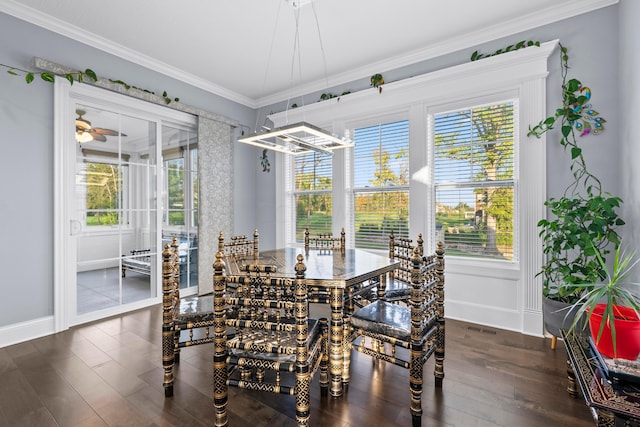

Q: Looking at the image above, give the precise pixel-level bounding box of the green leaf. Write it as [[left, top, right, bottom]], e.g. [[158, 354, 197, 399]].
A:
[[7, 70, 18, 76], [567, 79, 581, 92], [25, 72, 34, 84], [85, 68, 97, 81], [40, 72, 54, 83], [66, 74, 74, 86], [162, 91, 168, 97], [470, 51, 479, 61], [561, 125, 572, 137], [571, 147, 582, 159]]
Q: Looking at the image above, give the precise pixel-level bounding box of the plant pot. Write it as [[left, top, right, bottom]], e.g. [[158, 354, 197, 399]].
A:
[[543, 296, 586, 337], [588, 304, 640, 360]]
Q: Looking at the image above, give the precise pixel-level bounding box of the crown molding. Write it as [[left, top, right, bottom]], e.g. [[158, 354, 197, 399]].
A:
[[0, 0, 257, 107], [269, 40, 559, 128], [1, 0, 617, 109], [255, 0, 618, 107]]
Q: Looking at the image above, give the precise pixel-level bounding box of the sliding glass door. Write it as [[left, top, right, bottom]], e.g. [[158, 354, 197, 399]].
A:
[[59, 82, 197, 326]]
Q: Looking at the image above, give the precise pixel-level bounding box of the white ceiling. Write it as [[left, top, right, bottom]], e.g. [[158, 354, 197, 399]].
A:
[[2, 0, 616, 108]]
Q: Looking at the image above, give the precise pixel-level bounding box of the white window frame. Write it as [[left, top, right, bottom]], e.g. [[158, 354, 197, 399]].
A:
[[273, 40, 556, 336], [429, 97, 519, 262], [79, 155, 130, 231]]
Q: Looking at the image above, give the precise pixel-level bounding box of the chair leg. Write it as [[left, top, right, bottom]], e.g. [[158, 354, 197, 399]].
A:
[[434, 321, 445, 387], [551, 335, 557, 350], [409, 344, 423, 426], [213, 346, 228, 426], [162, 324, 175, 397], [319, 318, 329, 396], [295, 368, 312, 427]]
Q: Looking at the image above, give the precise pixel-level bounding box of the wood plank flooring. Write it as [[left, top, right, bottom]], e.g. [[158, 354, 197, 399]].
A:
[[0, 305, 595, 426]]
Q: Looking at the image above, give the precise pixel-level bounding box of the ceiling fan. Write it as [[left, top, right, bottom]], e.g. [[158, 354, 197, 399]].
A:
[[75, 109, 126, 143]]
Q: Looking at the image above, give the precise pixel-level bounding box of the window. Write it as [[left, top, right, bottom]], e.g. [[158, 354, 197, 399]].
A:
[[79, 159, 127, 227], [166, 157, 185, 226], [432, 101, 516, 260], [162, 128, 198, 230], [353, 120, 409, 249], [291, 151, 332, 242]]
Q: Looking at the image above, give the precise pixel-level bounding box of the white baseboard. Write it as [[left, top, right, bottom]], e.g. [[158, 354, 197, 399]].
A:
[[0, 316, 56, 348], [446, 299, 534, 335]]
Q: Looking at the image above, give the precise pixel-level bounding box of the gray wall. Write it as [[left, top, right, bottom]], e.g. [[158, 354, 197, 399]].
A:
[[0, 11, 259, 327], [620, 0, 640, 280], [0, 2, 631, 334]]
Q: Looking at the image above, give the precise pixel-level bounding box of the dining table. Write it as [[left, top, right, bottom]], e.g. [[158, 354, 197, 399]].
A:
[[223, 246, 399, 398]]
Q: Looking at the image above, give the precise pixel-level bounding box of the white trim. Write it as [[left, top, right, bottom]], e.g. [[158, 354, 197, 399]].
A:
[[257, 1, 615, 107], [0, 316, 55, 348], [54, 81, 198, 331], [0, 0, 616, 107], [0, 0, 254, 107], [271, 40, 558, 127], [274, 41, 556, 335]]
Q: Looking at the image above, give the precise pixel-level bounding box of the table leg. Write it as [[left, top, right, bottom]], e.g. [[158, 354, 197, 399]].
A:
[[376, 271, 387, 300], [329, 287, 344, 398], [342, 316, 351, 389], [566, 358, 578, 398]]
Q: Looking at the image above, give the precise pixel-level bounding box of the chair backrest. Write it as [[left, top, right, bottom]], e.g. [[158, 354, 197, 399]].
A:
[[218, 229, 259, 258], [304, 227, 346, 252], [410, 241, 445, 338], [162, 238, 180, 337], [162, 237, 180, 300], [213, 252, 310, 358], [389, 231, 423, 283]]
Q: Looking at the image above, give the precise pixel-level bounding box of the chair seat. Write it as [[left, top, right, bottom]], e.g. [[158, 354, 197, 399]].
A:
[[382, 279, 411, 300], [359, 279, 410, 301], [350, 300, 410, 340], [228, 318, 322, 363]]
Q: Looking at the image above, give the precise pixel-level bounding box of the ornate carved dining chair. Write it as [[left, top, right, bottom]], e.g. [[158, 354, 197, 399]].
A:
[[218, 229, 259, 259], [212, 252, 329, 427], [304, 227, 345, 253], [346, 242, 445, 427], [302, 227, 347, 305], [349, 231, 424, 310], [162, 238, 216, 397], [384, 231, 424, 302]]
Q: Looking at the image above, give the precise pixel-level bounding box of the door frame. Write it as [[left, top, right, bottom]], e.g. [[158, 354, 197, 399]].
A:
[[53, 79, 197, 331]]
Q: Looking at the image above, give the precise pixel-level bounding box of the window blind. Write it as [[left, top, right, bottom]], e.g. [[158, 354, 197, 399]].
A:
[[433, 102, 516, 260], [293, 151, 333, 242], [353, 120, 410, 249]]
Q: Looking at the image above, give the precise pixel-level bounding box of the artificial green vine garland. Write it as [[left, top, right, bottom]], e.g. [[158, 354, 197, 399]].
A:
[[1, 63, 179, 105]]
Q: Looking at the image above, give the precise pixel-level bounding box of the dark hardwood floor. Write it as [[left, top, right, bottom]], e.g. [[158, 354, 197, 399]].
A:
[[0, 304, 595, 426]]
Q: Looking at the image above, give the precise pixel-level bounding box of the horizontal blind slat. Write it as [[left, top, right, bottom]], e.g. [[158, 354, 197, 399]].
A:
[[433, 101, 515, 261]]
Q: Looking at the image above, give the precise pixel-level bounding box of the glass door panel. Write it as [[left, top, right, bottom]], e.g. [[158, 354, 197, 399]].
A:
[[75, 104, 158, 316], [162, 124, 198, 295]]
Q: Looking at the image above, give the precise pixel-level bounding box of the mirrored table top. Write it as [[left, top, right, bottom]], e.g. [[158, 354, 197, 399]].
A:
[[224, 247, 399, 288]]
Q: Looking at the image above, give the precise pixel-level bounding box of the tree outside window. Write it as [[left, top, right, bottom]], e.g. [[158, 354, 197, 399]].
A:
[[353, 120, 410, 249], [433, 102, 515, 260], [84, 161, 123, 226], [294, 152, 332, 242]]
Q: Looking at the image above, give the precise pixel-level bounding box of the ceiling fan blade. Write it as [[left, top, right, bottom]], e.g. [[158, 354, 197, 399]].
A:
[[93, 128, 121, 136], [89, 131, 107, 142]]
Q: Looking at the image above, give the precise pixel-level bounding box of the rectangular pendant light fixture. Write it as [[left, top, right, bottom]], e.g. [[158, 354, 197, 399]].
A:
[[238, 121, 353, 155]]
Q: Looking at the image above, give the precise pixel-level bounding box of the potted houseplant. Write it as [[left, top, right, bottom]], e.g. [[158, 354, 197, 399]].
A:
[[566, 243, 640, 359], [528, 44, 624, 343]]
